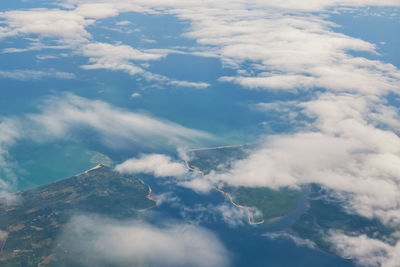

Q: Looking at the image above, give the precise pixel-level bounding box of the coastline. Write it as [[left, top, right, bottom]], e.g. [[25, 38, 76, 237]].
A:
[[185, 156, 265, 225], [215, 187, 265, 225], [137, 178, 157, 212]]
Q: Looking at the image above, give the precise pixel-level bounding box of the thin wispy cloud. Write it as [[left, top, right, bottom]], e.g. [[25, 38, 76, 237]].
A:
[[0, 69, 75, 80]]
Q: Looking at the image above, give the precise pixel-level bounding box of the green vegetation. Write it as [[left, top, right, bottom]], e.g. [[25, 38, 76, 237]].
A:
[[188, 145, 302, 221], [189, 146, 397, 254], [227, 186, 302, 220], [291, 187, 396, 252], [0, 164, 155, 266], [188, 145, 252, 174]]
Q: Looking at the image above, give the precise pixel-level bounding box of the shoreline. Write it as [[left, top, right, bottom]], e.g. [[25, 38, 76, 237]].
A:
[[137, 179, 157, 212], [215, 188, 265, 225], [187, 144, 245, 152], [185, 158, 265, 225]]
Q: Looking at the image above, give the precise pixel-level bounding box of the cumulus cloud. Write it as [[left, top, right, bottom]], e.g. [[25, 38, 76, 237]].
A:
[[0, 8, 92, 43], [202, 95, 400, 224], [116, 154, 215, 193], [330, 233, 400, 267], [116, 154, 188, 178], [80, 42, 163, 75], [58, 214, 230, 267]]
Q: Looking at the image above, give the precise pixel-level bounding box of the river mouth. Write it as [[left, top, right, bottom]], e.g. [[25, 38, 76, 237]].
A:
[[261, 185, 311, 232], [140, 175, 352, 267]]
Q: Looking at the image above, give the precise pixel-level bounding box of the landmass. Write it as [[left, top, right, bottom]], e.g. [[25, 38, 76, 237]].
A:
[[187, 145, 398, 257], [290, 184, 397, 254], [0, 164, 155, 266], [187, 145, 302, 223]]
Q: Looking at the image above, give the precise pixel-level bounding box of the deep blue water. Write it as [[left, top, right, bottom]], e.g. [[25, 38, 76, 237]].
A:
[[329, 7, 400, 68]]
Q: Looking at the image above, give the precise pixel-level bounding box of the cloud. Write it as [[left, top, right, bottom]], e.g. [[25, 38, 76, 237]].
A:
[[178, 203, 249, 227], [329, 233, 400, 267], [58, 214, 230, 267], [74, 3, 120, 19], [179, 177, 214, 193], [263, 232, 316, 249], [80, 42, 163, 75], [0, 70, 75, 80], [0, 94, 211, 196], [2, 0, 400, 264], [115, 154, 216, 193], [0, 5, 212, 88], [56, 0, 400, 248], [131, 92, 141, 98], [213, 204, 250, 227], [115, 20, 131, 26], [29, 1, 395, 94], [28, 93, 212, 148], [0, 8, 92, 43], [0, 119, 21, 202], [116, 154, 188, 177], [168, 80, 210, 89], [203, 95, 400, 224]]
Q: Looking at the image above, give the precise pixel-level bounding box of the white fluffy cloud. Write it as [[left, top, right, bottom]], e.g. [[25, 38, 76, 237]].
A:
[[80, 42, 163, 75], [116, 154, 188, 177], [116, 154, 215, 193], [0, 8, 92, 43], [202, 94, 400, 224], [330, 233, 400, 267], [58, 214, 230, 267]]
